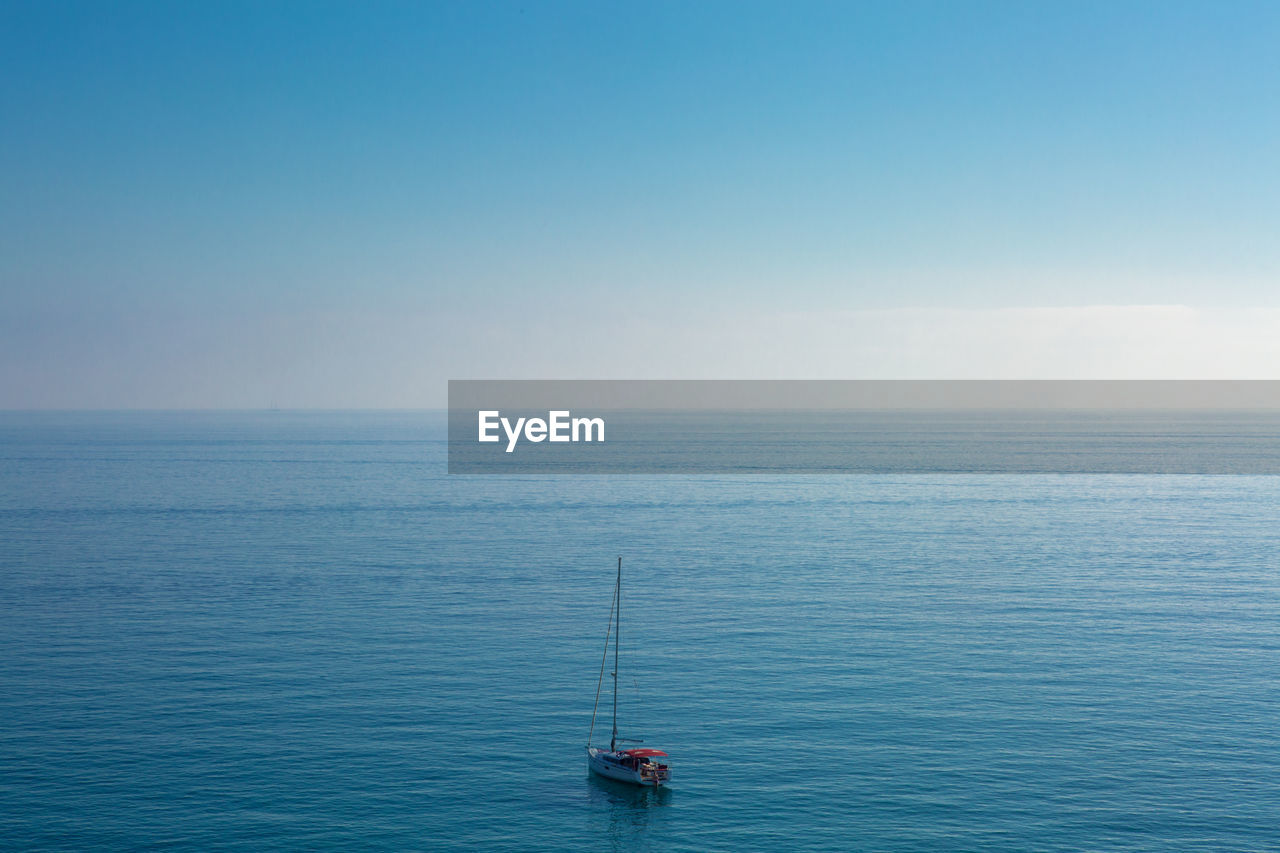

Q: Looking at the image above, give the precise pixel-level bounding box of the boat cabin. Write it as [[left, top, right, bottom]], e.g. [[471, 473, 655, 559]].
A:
[[615, 748, 669, 772]]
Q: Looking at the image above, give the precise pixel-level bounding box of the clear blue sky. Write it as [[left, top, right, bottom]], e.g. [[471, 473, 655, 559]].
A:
[[3, 1, 1278, 406]]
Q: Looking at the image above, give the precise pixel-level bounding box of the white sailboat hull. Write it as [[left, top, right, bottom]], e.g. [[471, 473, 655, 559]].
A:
[[586, 747, 671, 786]]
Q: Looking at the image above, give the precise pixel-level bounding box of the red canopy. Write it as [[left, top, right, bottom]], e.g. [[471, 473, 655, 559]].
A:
[[621, 748, 668, 757]]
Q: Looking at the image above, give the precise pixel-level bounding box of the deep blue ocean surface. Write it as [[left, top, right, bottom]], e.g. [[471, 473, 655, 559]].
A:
[[2, 411, 1278, 851]]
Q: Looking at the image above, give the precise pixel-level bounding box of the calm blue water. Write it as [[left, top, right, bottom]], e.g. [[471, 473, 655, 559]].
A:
[[2, 411, 1278, 851]]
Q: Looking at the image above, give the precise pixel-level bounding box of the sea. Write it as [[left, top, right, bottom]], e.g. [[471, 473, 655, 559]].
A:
[[1, 410, 1278, 851]]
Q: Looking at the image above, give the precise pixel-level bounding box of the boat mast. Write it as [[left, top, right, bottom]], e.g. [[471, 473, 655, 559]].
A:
[[611, 555, 620, 752]]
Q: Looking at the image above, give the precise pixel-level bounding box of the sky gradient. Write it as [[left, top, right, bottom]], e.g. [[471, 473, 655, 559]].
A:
[[3, 1, 1278, 407]]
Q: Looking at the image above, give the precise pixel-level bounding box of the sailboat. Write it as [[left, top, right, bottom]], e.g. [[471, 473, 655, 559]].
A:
[[585, 557, 672, 787]]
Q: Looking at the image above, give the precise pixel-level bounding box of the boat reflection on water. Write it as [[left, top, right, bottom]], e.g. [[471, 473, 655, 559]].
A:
[[586, 770, 673, 808], [586, 770, 673, 845]]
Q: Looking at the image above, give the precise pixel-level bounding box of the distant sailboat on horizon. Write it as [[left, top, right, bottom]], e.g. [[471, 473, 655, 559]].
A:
[[585, 557, 672, 787]]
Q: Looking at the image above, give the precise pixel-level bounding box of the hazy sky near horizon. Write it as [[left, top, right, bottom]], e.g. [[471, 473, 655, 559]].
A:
[[3, 1, 1278, 407]]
